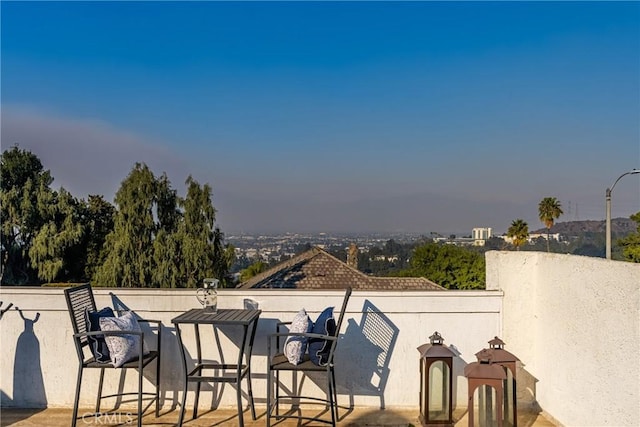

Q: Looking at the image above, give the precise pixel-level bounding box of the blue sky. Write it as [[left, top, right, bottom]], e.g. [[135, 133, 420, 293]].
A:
[[2, 1, 639, 234]]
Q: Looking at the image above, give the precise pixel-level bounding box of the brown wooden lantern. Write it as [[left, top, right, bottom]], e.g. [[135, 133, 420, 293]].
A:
[[417, 332, 455, 426], [482, 337, 520, 427], [464, 349, 507, 427]]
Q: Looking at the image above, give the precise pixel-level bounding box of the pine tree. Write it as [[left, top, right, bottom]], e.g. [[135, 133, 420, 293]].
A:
[[96, 163, 160, 287]]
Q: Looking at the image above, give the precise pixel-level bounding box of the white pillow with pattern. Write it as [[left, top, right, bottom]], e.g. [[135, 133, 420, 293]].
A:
[[99, 311, 148, 368], [284, 309, 313, 365]]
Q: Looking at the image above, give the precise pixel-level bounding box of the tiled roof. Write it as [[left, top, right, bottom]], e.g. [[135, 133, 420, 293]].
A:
[[237, 246, 445, 291]]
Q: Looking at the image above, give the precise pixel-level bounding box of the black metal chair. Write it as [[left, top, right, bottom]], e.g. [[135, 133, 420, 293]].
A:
[[64, 284, 161, 427], [266, 287, 352, 427]]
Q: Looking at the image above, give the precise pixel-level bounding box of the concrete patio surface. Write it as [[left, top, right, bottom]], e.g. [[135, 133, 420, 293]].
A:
[[0, 406, 558, 427]]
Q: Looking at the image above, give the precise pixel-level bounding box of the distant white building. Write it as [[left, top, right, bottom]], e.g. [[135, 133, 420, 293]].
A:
[[502, 232, 562, 245], [472, 227, 492, 240], [529, 233, 561, 242], [373, 255, 399, 262], [472, 227, 492, 246]]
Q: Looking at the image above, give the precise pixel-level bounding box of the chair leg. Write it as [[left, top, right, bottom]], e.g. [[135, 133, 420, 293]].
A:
[[328, 369, 336, 427], [155, 355, 161, 417], [236, 375, 244, 427], [331, 368, 339, 421], [178, 370, 187, 427], [156, 326, 162, 418], [266, 364, 272, 427], [138, 363, 143, 427], [72, 365, 83, 427], [194, 376, 201, 419], [96, 368, 105, 413], [275, 370, 280, 418]]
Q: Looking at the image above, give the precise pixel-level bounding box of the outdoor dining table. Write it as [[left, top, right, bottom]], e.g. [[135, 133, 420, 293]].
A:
[[171, 308, 261, 427]]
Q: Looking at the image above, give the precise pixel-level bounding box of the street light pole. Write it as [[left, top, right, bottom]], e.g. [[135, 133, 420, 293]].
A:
[[606, 169, 640, 260]]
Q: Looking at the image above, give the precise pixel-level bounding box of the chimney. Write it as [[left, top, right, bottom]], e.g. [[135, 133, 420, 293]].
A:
[[347, 243, 359, 269]]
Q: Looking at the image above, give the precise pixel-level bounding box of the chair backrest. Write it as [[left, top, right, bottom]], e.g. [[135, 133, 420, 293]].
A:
[[327, 286, 352, 363], [334, 286, 352, 339], [64, 283, 97, 350]]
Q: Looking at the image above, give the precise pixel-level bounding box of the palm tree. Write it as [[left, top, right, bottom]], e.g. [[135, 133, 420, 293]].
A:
[[538, 197, 563, 252], [507, 219, 529, 250]]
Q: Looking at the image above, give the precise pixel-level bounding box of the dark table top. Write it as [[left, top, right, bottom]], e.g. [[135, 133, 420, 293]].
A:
[[172, 308, 261, 326]]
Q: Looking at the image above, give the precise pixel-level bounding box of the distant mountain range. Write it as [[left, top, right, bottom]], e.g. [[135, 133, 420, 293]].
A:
[[532, 218, 636, 236]]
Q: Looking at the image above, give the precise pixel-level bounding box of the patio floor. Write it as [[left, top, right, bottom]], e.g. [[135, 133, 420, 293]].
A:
[[1, 406, 558, 427]]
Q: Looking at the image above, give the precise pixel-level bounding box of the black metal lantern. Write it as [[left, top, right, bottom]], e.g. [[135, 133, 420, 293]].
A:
[[417, 331, 455, 426], [481, 337, 520, 427], [464, 349, 507, 427]]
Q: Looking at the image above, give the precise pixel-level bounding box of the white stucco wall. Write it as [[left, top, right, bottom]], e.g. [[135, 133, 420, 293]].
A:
[[487, 251, 640, 427], [5, 252, 635, 424], [0, 287, 502, 413]]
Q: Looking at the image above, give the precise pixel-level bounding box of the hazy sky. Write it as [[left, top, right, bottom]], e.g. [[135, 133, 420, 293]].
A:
[[2, 1, 639, 234]]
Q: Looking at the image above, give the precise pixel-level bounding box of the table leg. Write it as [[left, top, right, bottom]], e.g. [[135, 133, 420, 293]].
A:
[[176, 324, 187, 427], [236, 324, 249, 427], [246, 363, 255, 421], [193, 323, 202, 419], [247, 318, 259, 420]]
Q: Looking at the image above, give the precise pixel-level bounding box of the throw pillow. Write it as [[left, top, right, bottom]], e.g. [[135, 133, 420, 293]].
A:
[[99, 311, 147, 368], [284, 309, 313, 365], [308, 307, 336, 366], [85, 307, 115, 363]]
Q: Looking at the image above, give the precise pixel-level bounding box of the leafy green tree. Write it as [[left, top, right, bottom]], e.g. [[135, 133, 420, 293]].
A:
[[1, 146, 54, 284], [294, 243, 313, 254], [231, 253, 254, 273], [507, 219, 529, 250], [151, 173, 183, 288], [484, 237, 510, 251], [152, 228, 182, 288], [173, 176, 218, 288], [96, 163, 162, 287], [525, 236, 550, 253], [96, 167, 230, 288], [617, 212, 640, 262], [240, 261, 267, 283], [399, 242, 485, 290], [29, 188, 84, 282], [538, 197, 563, 252], [2, 148, 233, 287], [1, 147, 115, 284], [565, 231, 605, 258], [383, 239, 402, 254], [155, 172, 181, 233], [82, 195, 115, 281], [212, 227, 236, 287]]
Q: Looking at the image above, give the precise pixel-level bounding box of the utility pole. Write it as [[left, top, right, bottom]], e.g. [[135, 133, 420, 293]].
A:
[[606, 169, 640, 259]]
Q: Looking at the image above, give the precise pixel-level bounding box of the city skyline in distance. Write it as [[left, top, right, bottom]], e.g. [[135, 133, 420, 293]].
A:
[[2, 2, 639, 235]]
